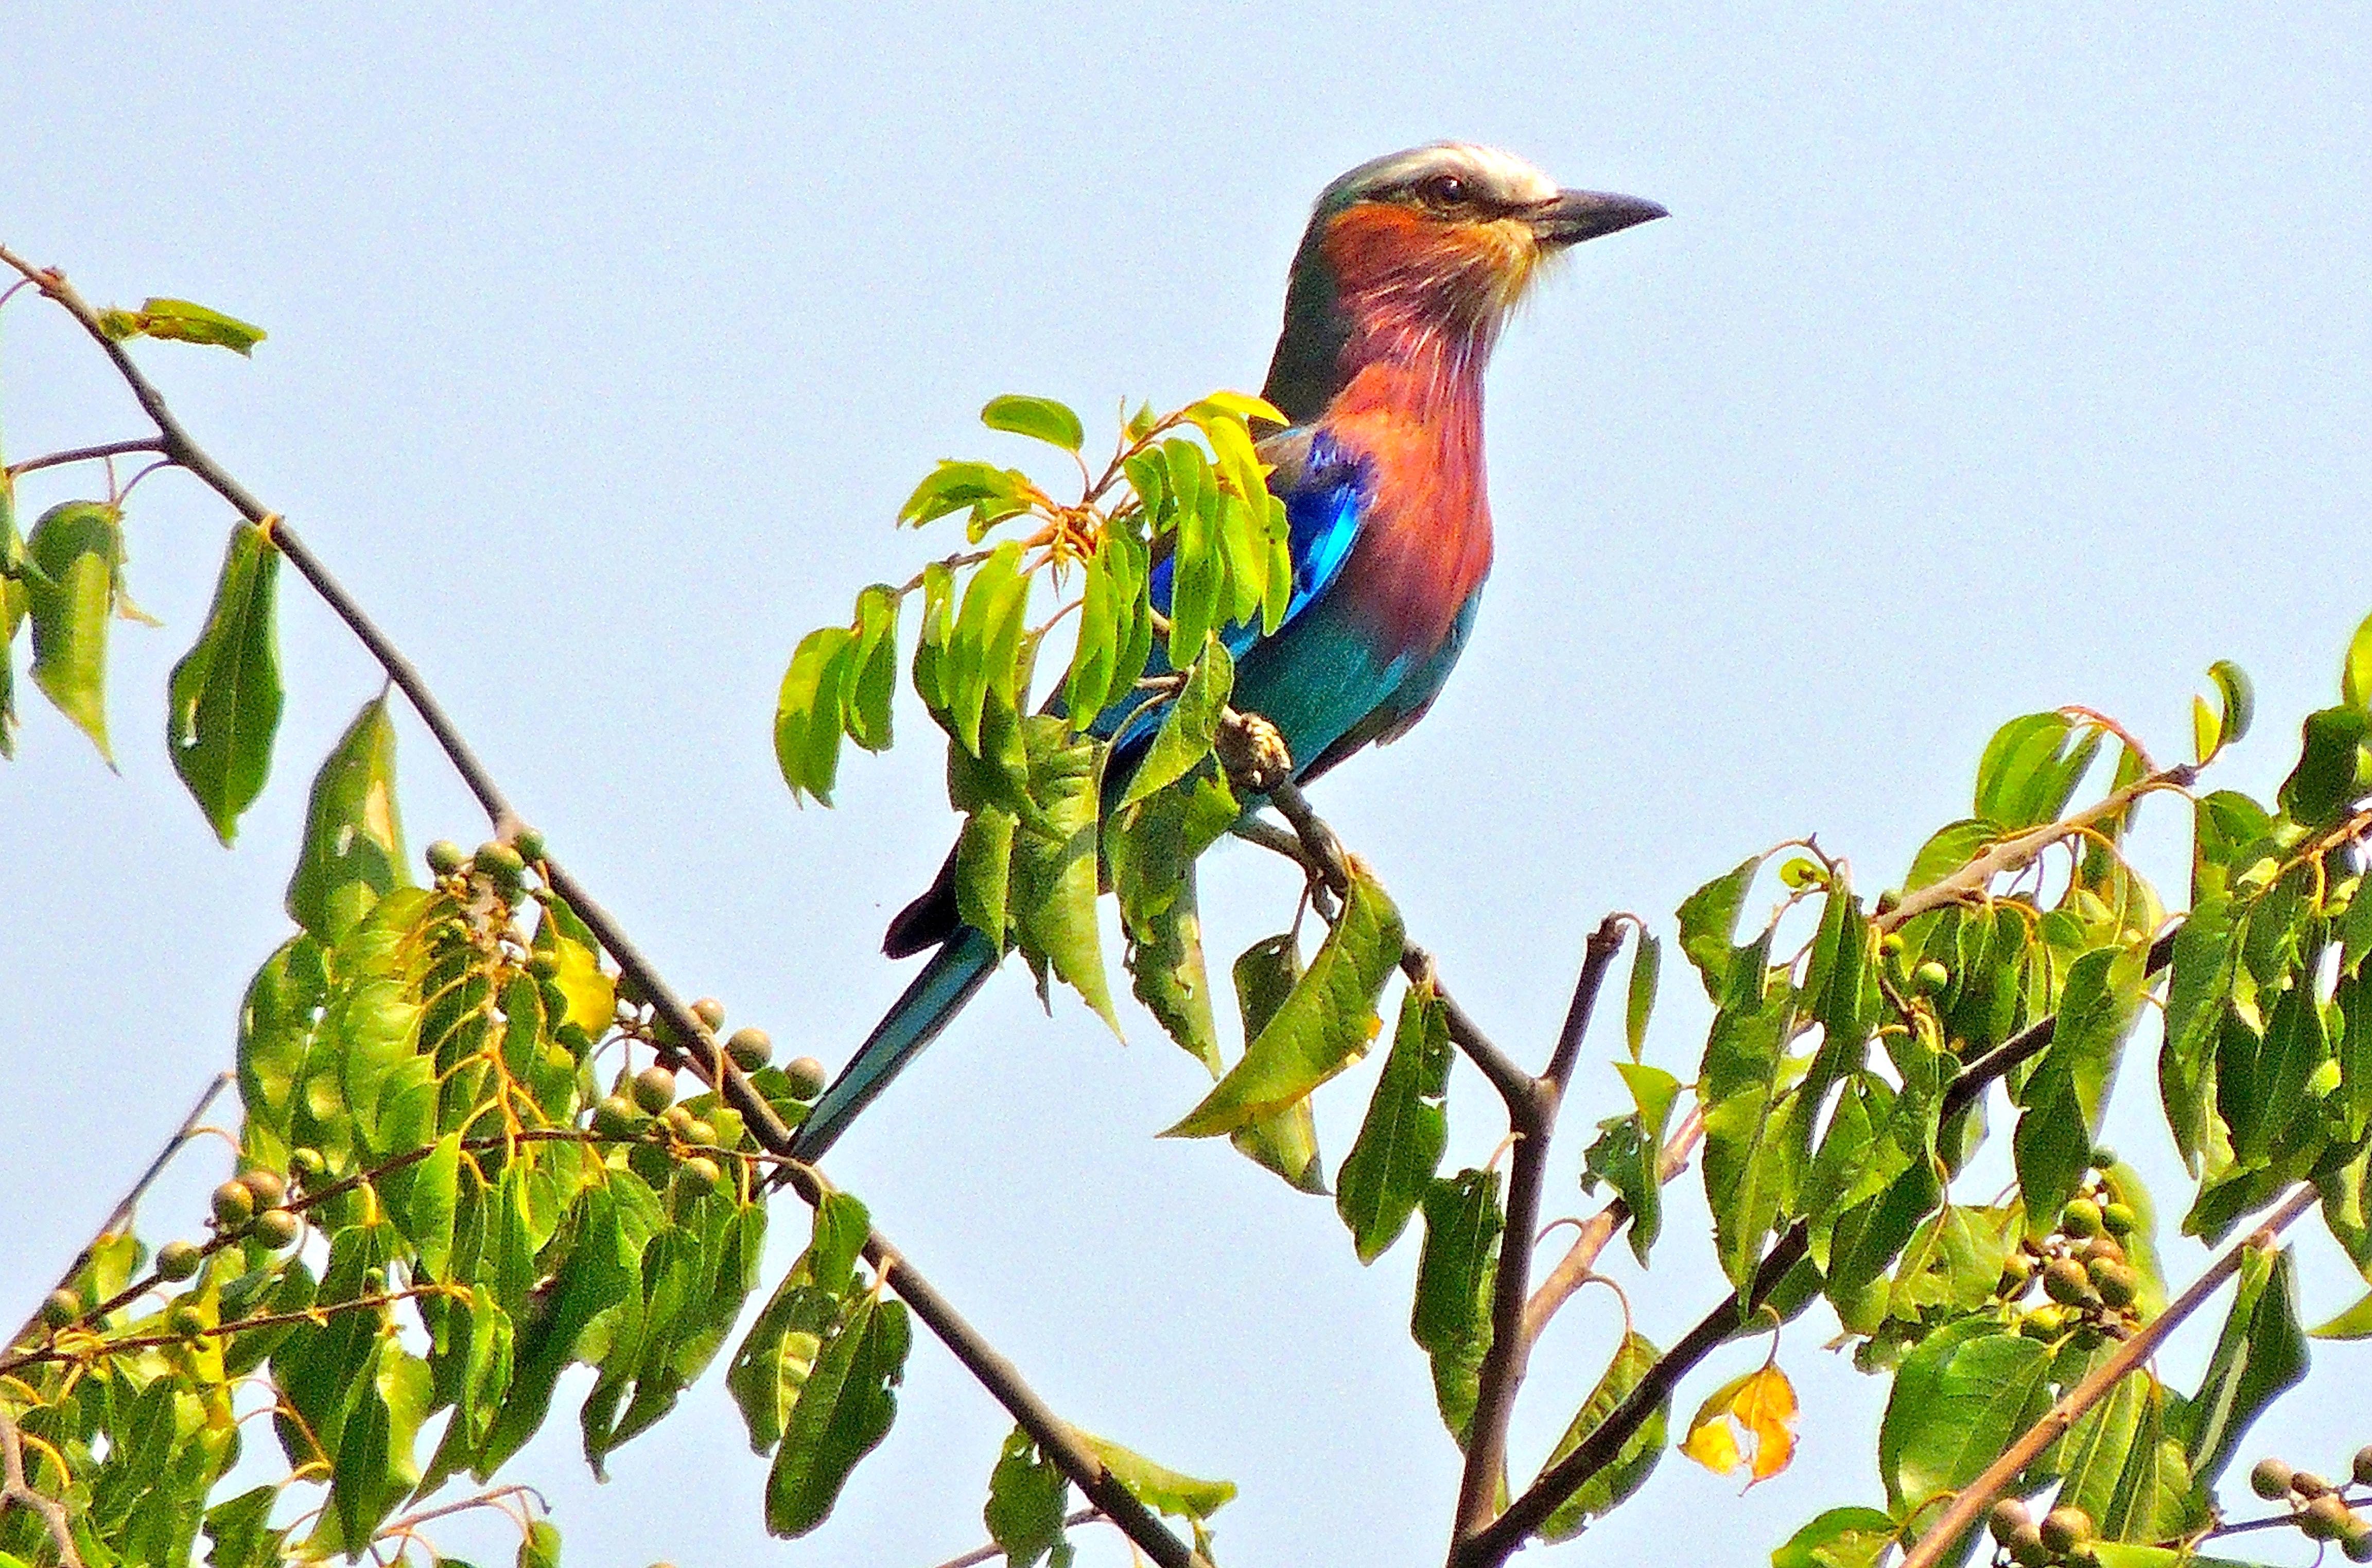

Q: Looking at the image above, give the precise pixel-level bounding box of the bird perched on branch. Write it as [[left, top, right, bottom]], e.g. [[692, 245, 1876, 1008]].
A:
[[793, 143, 1663, 1158]]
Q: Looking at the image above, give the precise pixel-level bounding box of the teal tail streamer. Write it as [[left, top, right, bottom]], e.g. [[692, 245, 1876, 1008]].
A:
[[791, 926, 999, 1159]]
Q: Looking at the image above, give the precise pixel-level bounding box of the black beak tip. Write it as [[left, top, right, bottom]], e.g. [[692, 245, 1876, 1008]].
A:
[[1537, 190, 1668, 246]]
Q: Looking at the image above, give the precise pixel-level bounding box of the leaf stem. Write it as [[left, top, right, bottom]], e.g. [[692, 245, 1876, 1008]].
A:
[[5, 435, 167, 477]]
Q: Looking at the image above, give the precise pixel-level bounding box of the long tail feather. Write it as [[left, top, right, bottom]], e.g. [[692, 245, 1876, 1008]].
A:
[[791, 926, 998, 1160]]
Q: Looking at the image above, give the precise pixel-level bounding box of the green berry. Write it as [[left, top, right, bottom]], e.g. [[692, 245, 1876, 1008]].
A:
[[663, 1103, 696, 1135], [2297, 1471, 2334, 1500], [426, 839, 467, 876], [631, 1065, 678, 1115], [155, 1240, 203, 1282], [678, 1156, 723, 1196], [475, 840, 526, 887], [2020, 1303, 2068, 1339], [41, 1290, 82, 1329], [2345, 1523, 2372, 1564], [2043, 1257, 2091, 1306], [785, 1056, 829, 1101], [290, 1146, 326, 1179], [239, 1168, 288, 1209], [212, 1179, 255, 1229], [726, 1026, 773, 1072], [2080, 1234, 2125, 1268], [2007, 1526, 2050, 1568], [2304, 1493, 2352, 1541], [2061, 1197, 2103, 1238], [2089, 1260, 2138, 1310], [691, 997, 727, 1032], [167, 1303, 209, 1337], [2088, 1145, 2118, 1171], [683, 1119, 717, 1148], [513, 826, 547, 862], [1912, 960, 1950, 995], [1879, 932, 1906, 956], [1988, 1499, 2034, 1545], [1997, 1255, 2035, 1299], [592, 1094, 640, 1139], [2252, 1456, 2296, 1499], [253, 1209, 303, 1249], [2101, 1200, 2137, 1236], [2039, 1505, 2093, 1555], [2353, 1445, 2372, 1489]]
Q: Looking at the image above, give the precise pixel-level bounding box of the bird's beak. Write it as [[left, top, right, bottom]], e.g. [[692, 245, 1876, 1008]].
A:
[[1527, 189, 1668, 248]]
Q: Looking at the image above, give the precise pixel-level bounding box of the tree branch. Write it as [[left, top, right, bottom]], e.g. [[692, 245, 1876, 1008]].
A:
[[8, 1072, 228, 1351], [5, 435, 166, 477], [926, 1508, 1105, 1568], [0, 1402, 84, 1568], [0, 242, 1209, 1568], [1897, 1181, 2318, 1568], [1450, 917, 1628, 1547]]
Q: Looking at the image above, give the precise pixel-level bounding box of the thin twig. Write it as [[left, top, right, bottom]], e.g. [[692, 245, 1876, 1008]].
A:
[[1450, 916, 1627, 1547], [1898, 1182, 2318, 1568], [926, 1507, 1106, 1568], [5, 435, 166, 477], [0, 1402, 84, 1568], [9, 1072, 229, 1351], [0, 242, 1209, 1568], [1521, 1105, 1704, 1345]]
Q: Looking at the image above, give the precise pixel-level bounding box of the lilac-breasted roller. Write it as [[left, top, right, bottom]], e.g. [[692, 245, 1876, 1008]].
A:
[[792, 144, 1664, 1158]]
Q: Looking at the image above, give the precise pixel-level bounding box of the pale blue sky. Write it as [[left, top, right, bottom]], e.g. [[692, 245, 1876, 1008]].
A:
[[7, 7, 2372, 1565]]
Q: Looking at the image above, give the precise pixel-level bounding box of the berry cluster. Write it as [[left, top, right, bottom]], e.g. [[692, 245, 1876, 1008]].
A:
[[1995, 1160, 2142, 1341], [2247, 1452, 2372, 1562], [40, 1161, 315, 1338]]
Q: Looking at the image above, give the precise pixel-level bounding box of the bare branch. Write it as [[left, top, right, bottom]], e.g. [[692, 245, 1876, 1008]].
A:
[[5, 435, 166, 477], [926, 1507, 1106, 1568], [1897, 1182, 2318, 1568], [1450, 916, 1627, 1548]]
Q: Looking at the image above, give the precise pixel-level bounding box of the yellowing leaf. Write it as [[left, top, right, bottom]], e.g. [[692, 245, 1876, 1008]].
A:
[[1679, 1363, 1799, 1486]]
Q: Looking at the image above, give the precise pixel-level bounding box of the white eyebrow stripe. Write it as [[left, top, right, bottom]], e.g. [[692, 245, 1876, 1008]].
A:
[[1322, 143, 1560, 211]]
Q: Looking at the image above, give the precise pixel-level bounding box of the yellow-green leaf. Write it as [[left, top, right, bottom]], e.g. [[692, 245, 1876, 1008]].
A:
[[168, 521, 284, 842]]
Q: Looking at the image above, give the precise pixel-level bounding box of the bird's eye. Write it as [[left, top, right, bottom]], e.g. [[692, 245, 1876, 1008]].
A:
[[1418, 173, 1469, 210]]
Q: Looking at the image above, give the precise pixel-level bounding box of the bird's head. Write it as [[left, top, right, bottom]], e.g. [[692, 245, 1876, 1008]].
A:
[[1263, 143, 1664, 423]]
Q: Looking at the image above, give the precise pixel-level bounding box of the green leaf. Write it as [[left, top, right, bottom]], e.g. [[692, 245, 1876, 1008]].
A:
[[2344, 614, 2372, 712], [202, 1486, 288, 1568], [944, 542, 1031, 754], [728, 1192, 870, 1453], [1770, 1506, 1899, 1568], [1007, 717, 1118, 1031], [1625, 932, 1661, 1060], [2161, 893, 2239, 1169], [2053, 1370, 2148, 1535], [984, 1426, 1071, 1567], [1336, 980, 1452, 1262], [1677, 857, 1762, 999], [1975, 712, 2100, 829], [1120, 634, 1232, 809], [384, 1130, 460, 1280], [166, 520, 284, 842], [287, 694, 412, 944], [2211, 659, 2256, 746], [1538, 1331, 1669, 1540], [1411, 1168, 1501, 1443], [2278, 705, 2370, 826], [847, 584, 901, 753], [23, 499, 127, 763], [1078, 1432, 1237, 1521], [1905, 818, 2001, 892], [2182, 1246, 2306, 1487], [775, 623, 854, 805], [1878, 1323, 2051, 1515], [1164, 869, 1404, 1137], [2014, 943, 2146, 1232], [1591, 1062, 1682, 1265], [982, 394, 1085, 454], [474, 1187, 638, 1476], [766, 1291, 911, 1537], [1114, 774, 1238, 1071], [518, 1519, 562, 1568], [2310, 1287, 2372, 1340], [898, 459, 1034, 531], [98, 295, 267, 354], [328, 1339, 434, 1548], [1231, 1092, 1326, 1194]]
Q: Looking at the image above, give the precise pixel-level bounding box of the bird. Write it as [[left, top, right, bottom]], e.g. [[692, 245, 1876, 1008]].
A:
[[791, 143, 1664, 1159]]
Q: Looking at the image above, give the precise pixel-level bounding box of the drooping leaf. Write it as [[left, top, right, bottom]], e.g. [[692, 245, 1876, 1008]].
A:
[[167, 520, 284, 841], [765, 1292, 912, 1538], [1164, 870, 1403, 1137], [1770, 1507, 1899, 1568], [1120, 634, 1232, 809], [1007, 717, 1118, 1032], [1410, 1168, 1501, 1443], [287, 694, 412, 944], [775, 623, 854, 805], [1336, 980, 1452, 1262], [2181, 1246, 2306, 1487], [1538, 1330, 1668, 1540], [1114, 773, 1238, 1071], [1677, 857, 1762, 998], [23, 499, 127, 763], [1625, 931, 1661, 1060], [1878, 1327, 2051, 1517], [984, 1426, 1071, 1567]]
